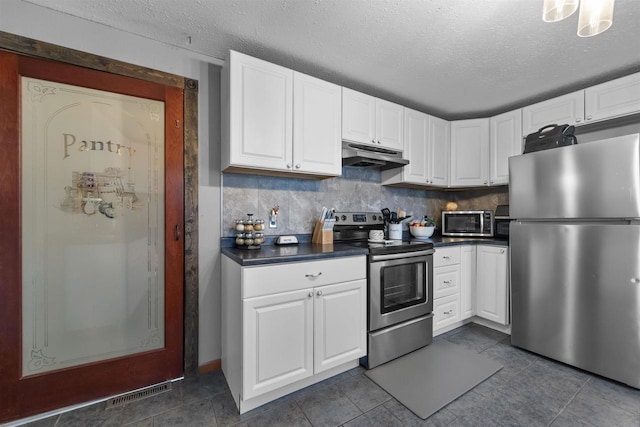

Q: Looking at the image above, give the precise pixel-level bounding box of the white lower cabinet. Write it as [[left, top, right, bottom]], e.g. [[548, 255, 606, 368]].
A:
[[433, 294, 461, 330], [242, 289, 313, 399], [222, 255, 366, 413], [476, 245, 509, 325], [433, 246, 465, 333], [433, 244, 507, 336], [460, 245, 477, 319]]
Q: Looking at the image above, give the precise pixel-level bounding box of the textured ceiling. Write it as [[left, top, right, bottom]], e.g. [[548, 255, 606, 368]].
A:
[[24, 0, 640, 119]]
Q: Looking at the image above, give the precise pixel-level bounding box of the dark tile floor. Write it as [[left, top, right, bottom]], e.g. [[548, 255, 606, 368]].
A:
[[19, 324, 640, 427]]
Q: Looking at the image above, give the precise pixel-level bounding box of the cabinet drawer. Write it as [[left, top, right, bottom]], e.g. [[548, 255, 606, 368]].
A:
[[434, 265, 461, 299], [433, 294, 461, 331], [243, 256, 366, 298], [434, 246, 461, 267]]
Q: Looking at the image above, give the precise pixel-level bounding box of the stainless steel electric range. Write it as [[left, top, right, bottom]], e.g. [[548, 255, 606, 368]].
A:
[[332, 211, 434, 369]]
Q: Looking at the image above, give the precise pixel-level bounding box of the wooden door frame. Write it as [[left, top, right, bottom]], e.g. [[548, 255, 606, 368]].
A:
[[0, 31, 199, 377]]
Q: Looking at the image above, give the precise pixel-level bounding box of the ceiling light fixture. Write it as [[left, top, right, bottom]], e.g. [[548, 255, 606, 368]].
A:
[[542, 0, 615, 37]]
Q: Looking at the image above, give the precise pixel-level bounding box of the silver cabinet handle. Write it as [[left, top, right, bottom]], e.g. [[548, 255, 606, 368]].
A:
[[286, 164, 292, 169], [444, 309, 453, 315], [305, 272, 322, 278], [295, 164, 301, 169], [316, 290, 323, 296], [442, 256, 451, 260], [308, 292, 314, 298], [443, 280, 451, 284], [371, 139, 376, 144], [587, 115, 593, 120], [576, 117, 582, 123], [500, 249, 505, 254]]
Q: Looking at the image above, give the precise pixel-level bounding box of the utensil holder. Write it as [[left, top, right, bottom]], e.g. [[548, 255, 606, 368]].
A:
[[388, 223, 402, 240], [312, 220, 333, 245]]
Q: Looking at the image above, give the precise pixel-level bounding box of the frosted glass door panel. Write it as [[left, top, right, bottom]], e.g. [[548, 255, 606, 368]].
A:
[[21, 77, 165, 376]]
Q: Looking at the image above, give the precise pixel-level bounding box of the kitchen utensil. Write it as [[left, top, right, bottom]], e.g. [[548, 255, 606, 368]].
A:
[[381, 207, 391, 222], [390, 212, 398, 223], [319, 206, 328, 221]]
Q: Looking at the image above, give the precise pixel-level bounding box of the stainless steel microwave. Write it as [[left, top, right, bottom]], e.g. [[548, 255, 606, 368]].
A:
[[442, 210, 494, 237]]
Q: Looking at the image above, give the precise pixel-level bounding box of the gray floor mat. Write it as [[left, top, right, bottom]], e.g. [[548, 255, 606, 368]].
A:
[[365, 339, 502, 419]]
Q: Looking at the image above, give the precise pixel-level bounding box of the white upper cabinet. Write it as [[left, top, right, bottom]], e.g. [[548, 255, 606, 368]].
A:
[[375, 98, 404, 150], [293, 72, 342, 176], [584, 72, 640, 123], [224, 50, 293, 171], [522, 91, 585, 137], [400, 108, 429, 183], [223, 50, 341, 177], [429, 115, 450, 186], [489, 109, 522, 186], [342, 88, 404, 151], [381, 109, 449, 187], [523, 73, 640, 137], [342, 88, 376, 146], [450, 118, 490, 187]]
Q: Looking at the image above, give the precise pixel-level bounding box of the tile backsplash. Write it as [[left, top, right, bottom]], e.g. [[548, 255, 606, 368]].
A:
[[222, 167, 508, 237]]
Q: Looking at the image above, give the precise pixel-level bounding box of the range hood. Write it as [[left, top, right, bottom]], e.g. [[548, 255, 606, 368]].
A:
[[341, 141, 409, 170]]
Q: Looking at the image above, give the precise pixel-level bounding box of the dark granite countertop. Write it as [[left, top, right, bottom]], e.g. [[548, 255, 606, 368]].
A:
[[428, 236, 509, 248], [222, 236, 508, 266], [221, 242, 369, 266]]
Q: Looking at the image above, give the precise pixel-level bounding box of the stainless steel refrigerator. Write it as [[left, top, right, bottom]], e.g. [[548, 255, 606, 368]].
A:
[[509, 132, 640, 389]]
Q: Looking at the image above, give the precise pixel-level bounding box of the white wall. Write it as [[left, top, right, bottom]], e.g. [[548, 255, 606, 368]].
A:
[[0, 0, 223, 367]]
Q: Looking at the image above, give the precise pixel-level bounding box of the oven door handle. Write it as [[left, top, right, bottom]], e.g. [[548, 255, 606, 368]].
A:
[[370, 249, 434, 262]]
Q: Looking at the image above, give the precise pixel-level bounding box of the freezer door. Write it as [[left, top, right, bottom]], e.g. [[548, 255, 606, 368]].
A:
[[510, 221, 640, 388], [509, 134, 640, 219]]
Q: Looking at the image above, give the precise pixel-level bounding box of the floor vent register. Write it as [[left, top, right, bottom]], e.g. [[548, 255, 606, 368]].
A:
[[105, 381, 172, 408]]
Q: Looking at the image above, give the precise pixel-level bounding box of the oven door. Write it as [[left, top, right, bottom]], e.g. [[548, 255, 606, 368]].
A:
[[369, 250, 433, 331]]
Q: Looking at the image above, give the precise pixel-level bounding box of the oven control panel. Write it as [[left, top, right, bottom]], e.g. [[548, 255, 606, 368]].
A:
[[333, 212, 385, 226]]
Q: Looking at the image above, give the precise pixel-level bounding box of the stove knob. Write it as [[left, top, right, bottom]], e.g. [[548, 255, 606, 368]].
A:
[[334, 217, 339, 222], [372, 214, 377, 221], [341, 215, 347, 221]]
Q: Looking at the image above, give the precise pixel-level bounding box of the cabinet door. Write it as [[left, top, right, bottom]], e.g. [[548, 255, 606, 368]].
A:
[[584, 72, 640, 123], [476, 245, 509, 325], [342, 88, 376, 145], [243, 289, 313, 399], [522, 91, 584, 136], [490, 109, 522, 186], [376, 99, 404, 150], [314, 279, 367, 373], [293, 72, 342, 176], [403, 108, 429, 184], [460, 245, 476, 319], [428, 115, 450, 186], [229, 51, 293, 170], [450, 118, 490, 187]]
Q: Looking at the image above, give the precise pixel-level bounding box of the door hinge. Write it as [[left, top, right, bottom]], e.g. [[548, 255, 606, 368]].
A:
[[175, 119, 181, 129]]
